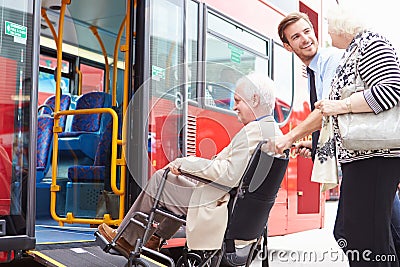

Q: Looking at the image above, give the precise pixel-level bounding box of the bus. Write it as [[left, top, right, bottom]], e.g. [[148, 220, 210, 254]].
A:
[[0, 0, 327, 265]]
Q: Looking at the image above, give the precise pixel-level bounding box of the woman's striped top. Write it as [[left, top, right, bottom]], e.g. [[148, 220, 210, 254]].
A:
[[330, 30, 400, 163]]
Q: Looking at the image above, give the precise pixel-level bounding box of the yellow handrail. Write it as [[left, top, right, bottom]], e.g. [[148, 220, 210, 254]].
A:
[[75, 66, 82, 95], [41, 8, 58, 50], [90, 26, 110, 94], [50, 0, 70, 226], [113, 15, 128, 220], [123, 0, 131, 115], [51, 108, 123, 226], [112, 16, 126, 107], [47, 0, 131, 227], [113, 0, 133, 221]]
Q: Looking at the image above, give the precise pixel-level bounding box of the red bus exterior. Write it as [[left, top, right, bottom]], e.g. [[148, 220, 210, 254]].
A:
[[145, 0, 326, 236], [213, 0, 325, 236], [0, 0, 331, 264]]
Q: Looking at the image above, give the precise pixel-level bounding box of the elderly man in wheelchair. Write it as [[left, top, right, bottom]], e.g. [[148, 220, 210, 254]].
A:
[[96, 73, 289, 266]]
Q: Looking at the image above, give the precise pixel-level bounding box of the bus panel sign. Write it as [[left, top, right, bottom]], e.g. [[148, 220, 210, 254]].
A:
[[5, 21, 27, 44]]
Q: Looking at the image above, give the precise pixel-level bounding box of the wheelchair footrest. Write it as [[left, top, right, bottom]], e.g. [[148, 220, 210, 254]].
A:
[[94, 230, 123, 256]]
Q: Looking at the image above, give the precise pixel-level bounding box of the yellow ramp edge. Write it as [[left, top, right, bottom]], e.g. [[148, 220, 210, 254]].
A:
[[141, 254, 168, 267], [28, 249, 167, 267], [27, 250, 67, 267]]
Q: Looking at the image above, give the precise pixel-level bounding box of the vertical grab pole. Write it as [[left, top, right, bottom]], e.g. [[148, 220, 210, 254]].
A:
[[90, 26, 110, 94], [50, 0, 71, 225], [112, 16, 126, 107]]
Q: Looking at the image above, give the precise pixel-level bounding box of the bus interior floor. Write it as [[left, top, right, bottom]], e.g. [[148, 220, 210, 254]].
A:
[[35, 218, 97, 245]]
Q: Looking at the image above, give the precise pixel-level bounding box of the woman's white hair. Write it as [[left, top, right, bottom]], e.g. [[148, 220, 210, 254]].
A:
[[236, 73, 276, 115], [327, 5, 368, 35]]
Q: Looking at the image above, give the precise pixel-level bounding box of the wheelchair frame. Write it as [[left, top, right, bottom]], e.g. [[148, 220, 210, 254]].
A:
[[95, 140, 289, 267]]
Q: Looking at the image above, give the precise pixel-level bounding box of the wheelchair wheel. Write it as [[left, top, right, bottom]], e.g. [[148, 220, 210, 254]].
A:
[[176, 252, 203, 267]]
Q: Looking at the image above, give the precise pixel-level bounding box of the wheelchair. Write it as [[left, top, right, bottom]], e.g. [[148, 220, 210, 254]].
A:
[[95, 140, 289, 267]]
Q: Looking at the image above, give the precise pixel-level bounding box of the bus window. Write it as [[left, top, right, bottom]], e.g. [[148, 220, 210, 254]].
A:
[[186, 0, 199, 101], [0, 0, 34, 239], [272, 42, 294, 123], [38, 54, 70, 105], [150, 0, 184, 99], [40, 54, 70, 73], [80, 63, 105, 94], [205, 11, 269, 110], [148, 0, 185, 167], [207, 12, 268, 58]]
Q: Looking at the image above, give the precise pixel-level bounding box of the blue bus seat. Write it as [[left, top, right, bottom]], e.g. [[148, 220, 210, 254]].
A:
[[67, 112, 113, 183], [36, 115, 68, 218], [38, 94, 71, 130], [65, 107, 120, 218], [36, 115, 54, 183], [58, 92, 112, 160], [62, 92, 112, 135]]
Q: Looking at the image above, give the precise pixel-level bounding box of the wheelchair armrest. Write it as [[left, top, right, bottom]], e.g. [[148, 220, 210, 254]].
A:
[[178, 170, 232, 192], [155, 207, 186, 223]]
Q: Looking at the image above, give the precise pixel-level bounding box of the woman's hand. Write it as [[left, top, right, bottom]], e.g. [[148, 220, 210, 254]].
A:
[[315, 99, 348, 116]]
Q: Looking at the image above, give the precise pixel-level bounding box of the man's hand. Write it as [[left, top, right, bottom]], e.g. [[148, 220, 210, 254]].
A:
[[273, 110, 323, 155], [274, 133, 295, 155], [165, 158, 183, 175], [294, 140, 312, 158]]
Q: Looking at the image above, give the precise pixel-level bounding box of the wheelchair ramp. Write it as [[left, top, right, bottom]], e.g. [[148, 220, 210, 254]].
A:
[[29, 243, 165, 267]]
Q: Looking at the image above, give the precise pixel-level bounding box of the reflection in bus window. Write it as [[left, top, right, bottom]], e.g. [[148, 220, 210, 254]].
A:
[[80, 63, 105, 94], [206, 82, 234, 109], [38, 72, 70, 105], [274, 99, 291, 123], [38, 54, 71, 105], [186, 0, 199, 101], [150, 0, 184, 99], [204, 11, 269, 111], [205, 35, 269, 110], [147, 0, 185, 167], [39, 54, 69, 73], [207, 12, 268, 57], [273, 42, 294, 123]]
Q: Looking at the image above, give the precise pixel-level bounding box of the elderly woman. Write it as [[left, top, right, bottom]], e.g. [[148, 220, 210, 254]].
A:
[[315, 6, 400, 267]]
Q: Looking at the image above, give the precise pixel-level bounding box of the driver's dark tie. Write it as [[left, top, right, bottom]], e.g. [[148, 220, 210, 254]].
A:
[[307, 67, 319, 162]]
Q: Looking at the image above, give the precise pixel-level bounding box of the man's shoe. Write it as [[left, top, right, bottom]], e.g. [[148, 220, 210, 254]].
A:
[[145, 235, 162, 251], [98, 223, 134, 258], [98, 223, 116, 241]]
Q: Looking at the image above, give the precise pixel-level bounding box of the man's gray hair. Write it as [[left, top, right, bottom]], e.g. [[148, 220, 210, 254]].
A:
[[236, 73, 276, 115]]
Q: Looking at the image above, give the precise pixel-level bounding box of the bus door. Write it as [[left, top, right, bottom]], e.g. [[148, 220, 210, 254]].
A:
[[128, 0, 187, 197], [0, 0, 39, 262], [37, 0, 127, 228]]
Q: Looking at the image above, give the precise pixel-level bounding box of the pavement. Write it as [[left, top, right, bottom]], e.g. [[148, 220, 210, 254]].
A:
[[252, 200, 349, 266]]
